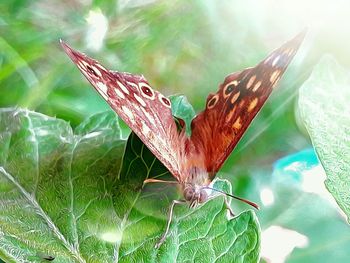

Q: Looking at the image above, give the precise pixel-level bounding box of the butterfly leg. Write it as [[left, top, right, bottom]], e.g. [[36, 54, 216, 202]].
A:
[[155, 199, 186, 249], [207, 194, 236, 217]]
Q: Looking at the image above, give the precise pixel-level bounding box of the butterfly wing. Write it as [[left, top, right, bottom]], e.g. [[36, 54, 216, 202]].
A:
[[190, 31, 305, 177], [61, 40, 182, 180]]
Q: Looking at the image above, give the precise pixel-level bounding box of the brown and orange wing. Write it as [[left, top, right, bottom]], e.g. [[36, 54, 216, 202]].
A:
[[190, 31, 305, 176]]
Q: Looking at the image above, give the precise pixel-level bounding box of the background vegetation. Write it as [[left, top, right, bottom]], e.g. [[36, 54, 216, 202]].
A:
[[1, 0, 350, 262]]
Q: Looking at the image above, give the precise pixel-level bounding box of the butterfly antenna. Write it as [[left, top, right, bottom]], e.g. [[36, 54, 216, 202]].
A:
[[143, 178, 179, 186], [203, 187, 259, 210]]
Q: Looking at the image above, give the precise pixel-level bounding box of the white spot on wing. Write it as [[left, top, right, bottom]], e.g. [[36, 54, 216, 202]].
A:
[[264, 56, 272, 64], [100, 92, 108, 100], [96, 82, 107, 93], [270, 70, 281, 83], [225, 105, 236, 122], [127, 81, 139, 91], [134, 93, 147, 107], [248, 98, 258, 112], [96, 82, 108, 100], [231, 80, 239, 86], [140, 106, 156, 126], [247, 75, 256, 89], [114, 88, 125, 99], [77, 61, 85, 70], [133, 103, 141, 112], [121, 106, 135, 123], [288, 48, 294, 56], [117, 81, 130, 95], [96, 63, 107, 72], [230, 91, 240, 104], [272, 55, 280, 67], [91, 65, 102, 77], [232, 116, 242, 130], [252, 81, 262, 92], [141, 121, 151, 135], [81, 60, 90, 68]]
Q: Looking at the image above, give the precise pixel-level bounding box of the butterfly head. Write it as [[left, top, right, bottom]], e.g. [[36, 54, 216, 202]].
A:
[[183, 184, 208, 208], [60, 39, 110, 88]]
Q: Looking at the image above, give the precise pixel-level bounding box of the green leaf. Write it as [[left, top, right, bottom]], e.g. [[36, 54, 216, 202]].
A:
[[299, 55, 350, 222], [0, 107, 260, 262], [170, 95, 196, 136], [0, 108, 125, 262]]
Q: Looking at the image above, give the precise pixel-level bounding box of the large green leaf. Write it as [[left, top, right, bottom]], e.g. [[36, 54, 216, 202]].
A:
[[0, 107, 260, 262], [299, 55, 350, 222]]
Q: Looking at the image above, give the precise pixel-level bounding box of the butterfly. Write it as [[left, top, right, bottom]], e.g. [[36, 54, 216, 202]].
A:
[[61, 31, 304, 247]]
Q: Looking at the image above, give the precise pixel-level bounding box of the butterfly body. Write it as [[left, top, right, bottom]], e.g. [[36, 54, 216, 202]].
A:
[[61, 31, 305, 246]]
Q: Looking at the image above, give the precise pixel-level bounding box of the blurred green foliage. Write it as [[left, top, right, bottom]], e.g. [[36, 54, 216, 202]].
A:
[[1, 0, 350, 262]]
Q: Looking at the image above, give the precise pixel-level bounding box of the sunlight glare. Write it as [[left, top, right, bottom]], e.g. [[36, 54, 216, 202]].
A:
[[37, 129, 49, 136], [100, 230, 122, 243], [85, 9, 108, 51], [83, 131, 103, 139], [261, 225, 308, 263], [260, 187, 275, 206], [301, 164, 348, 221]]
